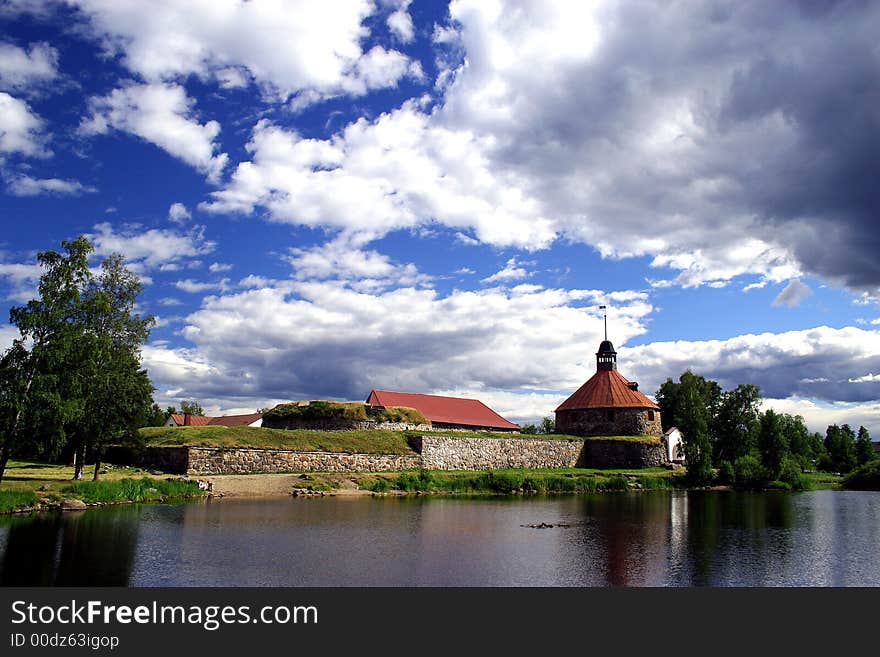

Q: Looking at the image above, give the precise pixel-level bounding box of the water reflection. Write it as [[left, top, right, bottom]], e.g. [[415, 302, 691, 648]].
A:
[[1, 491, 879, 586], [0, 507, 138, 585]]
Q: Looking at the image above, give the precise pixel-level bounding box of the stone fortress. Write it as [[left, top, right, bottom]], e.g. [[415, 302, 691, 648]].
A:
[[555, 339, 663, 438], [124, 314, 677, 474]]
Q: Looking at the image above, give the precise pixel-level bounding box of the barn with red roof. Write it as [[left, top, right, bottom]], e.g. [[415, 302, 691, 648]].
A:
[[366, 390, 520, 432], [555, 339, 662, 437]]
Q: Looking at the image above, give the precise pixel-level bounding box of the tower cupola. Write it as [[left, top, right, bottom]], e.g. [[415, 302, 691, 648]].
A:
[[596, 339, 617, 371]]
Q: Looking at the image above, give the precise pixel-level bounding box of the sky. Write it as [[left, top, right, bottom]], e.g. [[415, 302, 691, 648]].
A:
[[1, 0, 879, 434]]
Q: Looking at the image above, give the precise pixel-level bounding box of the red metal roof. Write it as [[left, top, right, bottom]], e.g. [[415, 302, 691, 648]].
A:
[[170, 413, 262, 427], [555, 369, 660, 411], [367, 390, 520, 430], [169, 414, 213, 426], [208, 413, 263, 427]]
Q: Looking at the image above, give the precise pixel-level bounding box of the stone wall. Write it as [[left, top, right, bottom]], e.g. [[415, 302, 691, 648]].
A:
[[108, 435, 669, 475], [261, 417, 432, 432], [104, 445, 190, 474], [186, 447, 421, 475], [556, 407, 662, 437], [416, 435, 585, 470], [581, 439, 666, 468]]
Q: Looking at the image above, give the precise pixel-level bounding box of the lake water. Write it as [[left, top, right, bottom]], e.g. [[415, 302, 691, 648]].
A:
[[1, 490, 879, 586]]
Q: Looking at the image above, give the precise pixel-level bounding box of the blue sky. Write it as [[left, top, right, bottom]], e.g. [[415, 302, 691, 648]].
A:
[[1, 0, 879, 433]]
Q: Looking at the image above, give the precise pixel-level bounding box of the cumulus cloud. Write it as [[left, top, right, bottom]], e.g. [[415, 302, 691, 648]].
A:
[[68, 0, 417, 105], [167, 202, 191, 224], [0, 41, 58, 91], [174, 278, 230, 294], [621, 326, 880, 404], [199, 0, 880, 298], [80, 83, 228, 181], [0, 323, 19, 352], [0, 261, 42, 302], [6, 174, 96, 196], [202, 107, 557, 248], [773, 279, 813, 308], [386, 0, 415, 43], [87, 222, 216, 270], [286, 235, 431, 291], [481, 258, 531, 284], [141, 278, 652, 409], [762, 397, 880, 437], [0, 91, 48, 156]]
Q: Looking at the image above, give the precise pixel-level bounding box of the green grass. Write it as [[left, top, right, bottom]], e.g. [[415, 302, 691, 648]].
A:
[[0, 489, 39, 513], [139, 425, 419, 454], [359, 468, 674, 494], [61, 477, 203, 504], [803, 471, 843, 490], [0, 461, 206, 513], [140, 425, 659, 453], [263, 400, 428, 424]]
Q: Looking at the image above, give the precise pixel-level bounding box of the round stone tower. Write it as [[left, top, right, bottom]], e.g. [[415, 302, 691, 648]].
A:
[[555, 339, 662, 437]]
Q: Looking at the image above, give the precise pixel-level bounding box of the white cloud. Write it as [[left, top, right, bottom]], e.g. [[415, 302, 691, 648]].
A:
[[848, 373, 880, 384], [762, 397, 880, 437], [158, 297, 183, 307], [208, 262, 232, 273], [0, 324, 19, 352], [69, 0, 416, 105], [6, 175, 96, 196], [0, 41, 58, 91], [386, 1, 415, 43], [167, 202, 191, 224], [87, 222, 216, 270], [140, 273, 652, 410], [0, 261, 42, 301], [621, 326, 880, 405], [202, 106, 558, 249], [286, 235, 431, 291], [201, 0, 880, 295], [482, 257, 530, 284], [80, 83, 228, 181], [773, 279, 812, 308], [0, 91, 47, 156], [174, 278, 230, 294]]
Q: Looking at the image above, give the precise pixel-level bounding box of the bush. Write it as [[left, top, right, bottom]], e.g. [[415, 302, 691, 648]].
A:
[[842, 460, 880, 491], [364, 477, 392, 492], [733, 454, 770, 489], [717, 460, 735, 486], [779, 457, 811, 491], [395, 469, 436, 492], [263, 401, 427, 425]]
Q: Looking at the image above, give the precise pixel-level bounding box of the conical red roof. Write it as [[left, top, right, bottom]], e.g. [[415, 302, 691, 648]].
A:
[[555, 369, 659, 411]]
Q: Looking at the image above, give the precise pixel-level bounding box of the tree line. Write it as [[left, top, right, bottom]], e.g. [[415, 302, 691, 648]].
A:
[[0, 237, 155, 484], [657, 371, 876, 487]]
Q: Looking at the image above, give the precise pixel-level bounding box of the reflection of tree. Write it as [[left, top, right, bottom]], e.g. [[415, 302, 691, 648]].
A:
[[0, 507, 139, 585], [684, 492, 795, 586]]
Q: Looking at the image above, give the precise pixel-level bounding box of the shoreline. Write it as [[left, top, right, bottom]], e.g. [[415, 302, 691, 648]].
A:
[[0, 462, 845, 516]]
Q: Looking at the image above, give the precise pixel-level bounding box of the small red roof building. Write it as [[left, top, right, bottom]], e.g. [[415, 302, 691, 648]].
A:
[[555, 338, 663, 437], [366, 389, 520, 431], [556, 340, 658, 412]]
